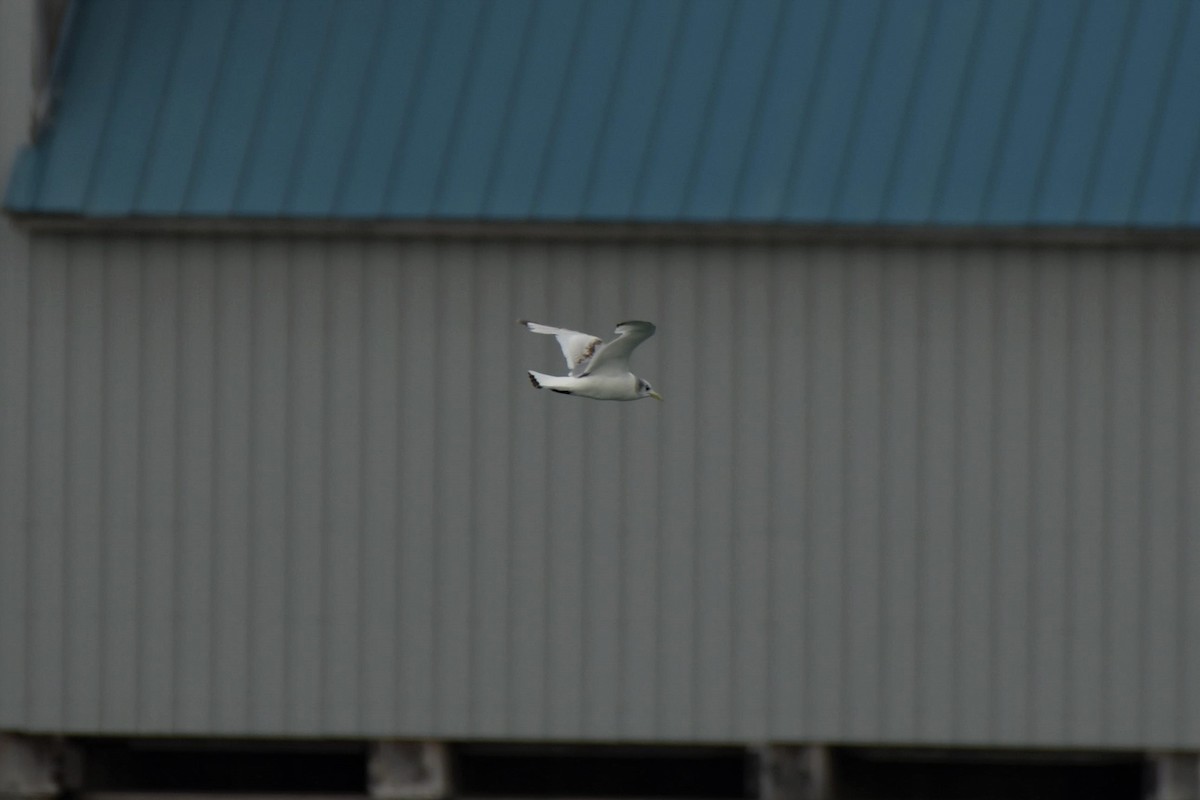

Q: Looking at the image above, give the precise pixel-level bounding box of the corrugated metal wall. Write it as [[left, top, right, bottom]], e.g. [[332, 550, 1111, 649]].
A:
[[0, 0, 37, 743], [2, 234, 1199, 748]]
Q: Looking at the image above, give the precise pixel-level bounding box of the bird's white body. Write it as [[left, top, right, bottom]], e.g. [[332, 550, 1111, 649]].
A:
[[520, 319, 662, 402], [527, 370, 642, 401]]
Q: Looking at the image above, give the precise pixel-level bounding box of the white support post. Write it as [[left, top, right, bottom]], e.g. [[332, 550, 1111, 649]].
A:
[[1149, 753, 1199, 800], [0, 734, 60, 799], [369, 741, 450, 800], [758, 745, 832, 800]]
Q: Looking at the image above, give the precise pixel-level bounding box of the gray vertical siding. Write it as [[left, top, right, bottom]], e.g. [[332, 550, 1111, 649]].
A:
[[2, 234, 1200, 748], [0, 0, 35, 736]]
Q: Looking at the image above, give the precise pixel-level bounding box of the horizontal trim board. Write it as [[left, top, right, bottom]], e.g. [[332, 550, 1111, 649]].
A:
[[82, 795, 366, 800], [7, 214, 1200, 248]]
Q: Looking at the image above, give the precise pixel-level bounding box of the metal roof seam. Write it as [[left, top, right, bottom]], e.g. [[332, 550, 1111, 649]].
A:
[[1076, 1, 1141, 226], [625, 2, 688, 221], [73, 0, 136, 213], [1127, 1, 1192, 228], [923, 1, 990, 225], [580, 0, 668, 221], [976, 1, 1040, 225], [427, 0, 498, 218], [189, 1, 285, 216], [711, 0, 785, 222], [474, 0, 538, 219], [571, 0, 638, 221], [129, 0, 191, 216], [525, 0, 595, 220], [1025, 1, 1090, 226], [825, 0, 890, 222], [725, 0, 794, 222], [877, 1, 939, 225], [377, 3, 439, 218], [772, 0, 839, 221], [676, 0, 739, 220], [280, 1, 343, 216], [1174, 29, 1200, 226], [327, 0, 392, 218]]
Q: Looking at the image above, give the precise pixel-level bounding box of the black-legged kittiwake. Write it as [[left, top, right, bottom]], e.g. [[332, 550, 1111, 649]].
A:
[[519, 319, 663, 402]]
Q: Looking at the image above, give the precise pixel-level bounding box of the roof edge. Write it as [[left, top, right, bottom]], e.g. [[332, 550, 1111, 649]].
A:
[[7, 214, 1200, 249], [4, 147, 41, 211]]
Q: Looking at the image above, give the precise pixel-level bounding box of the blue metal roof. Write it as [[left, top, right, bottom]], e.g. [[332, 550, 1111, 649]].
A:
[[7, 0, 1200, 228]]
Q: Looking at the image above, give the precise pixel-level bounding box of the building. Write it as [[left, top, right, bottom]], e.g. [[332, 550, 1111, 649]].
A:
[[2, 1, 1200, 797]]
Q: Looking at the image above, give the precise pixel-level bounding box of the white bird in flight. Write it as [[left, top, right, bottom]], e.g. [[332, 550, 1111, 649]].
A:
[[519, 319, 663, 402]]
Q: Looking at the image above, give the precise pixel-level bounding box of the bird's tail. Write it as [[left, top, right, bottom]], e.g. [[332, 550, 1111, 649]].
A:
[[528, 371, 575, 394]]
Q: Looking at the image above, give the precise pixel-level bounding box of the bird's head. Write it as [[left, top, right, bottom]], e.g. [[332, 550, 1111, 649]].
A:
[[637, 378, 663, 401]]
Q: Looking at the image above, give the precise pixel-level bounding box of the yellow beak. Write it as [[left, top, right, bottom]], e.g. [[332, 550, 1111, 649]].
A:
[[649, 390, 664, 401]]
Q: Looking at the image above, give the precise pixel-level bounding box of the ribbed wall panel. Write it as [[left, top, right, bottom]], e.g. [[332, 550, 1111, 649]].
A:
[[0, 0, 35, 733], [2, 235, 1200, 748]]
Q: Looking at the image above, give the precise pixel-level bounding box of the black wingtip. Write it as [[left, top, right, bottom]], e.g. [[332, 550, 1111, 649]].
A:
[[528, 371, 542, 389], [517, 319, 529, 327]]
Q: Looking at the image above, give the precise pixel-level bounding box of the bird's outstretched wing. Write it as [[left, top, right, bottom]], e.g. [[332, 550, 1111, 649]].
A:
[[582, 320, 657, 376], [519, 320, 604, 376]]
